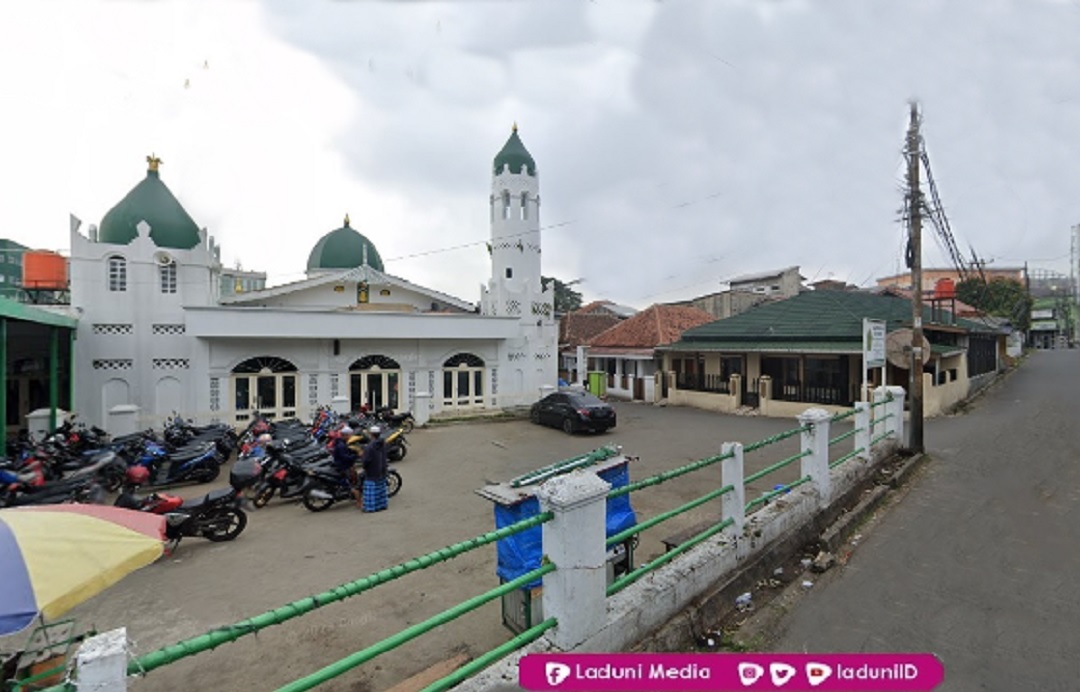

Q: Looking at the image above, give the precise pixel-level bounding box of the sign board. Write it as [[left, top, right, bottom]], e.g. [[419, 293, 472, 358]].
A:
[[863, 319, 887, 369]]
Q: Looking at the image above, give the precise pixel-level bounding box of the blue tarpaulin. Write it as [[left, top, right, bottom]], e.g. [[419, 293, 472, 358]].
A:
[[495, 462, 637, 587]]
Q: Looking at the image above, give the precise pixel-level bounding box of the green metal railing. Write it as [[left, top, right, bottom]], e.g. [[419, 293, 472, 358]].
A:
[[419, 618, 557, 692], [275, 564, 557, 692], [510, 445, 619, 487], [608, 518, 735, 595], [608, 450, 734, 499], [830, 447, 866, 469], [744, 449, 812, 485], [607, 484, 735, 548], [745, 474, 813, 511], [10, 663, 69, 692]]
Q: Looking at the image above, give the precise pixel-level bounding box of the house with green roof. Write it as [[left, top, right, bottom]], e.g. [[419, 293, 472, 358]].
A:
[[657, 289, 1006, 418]]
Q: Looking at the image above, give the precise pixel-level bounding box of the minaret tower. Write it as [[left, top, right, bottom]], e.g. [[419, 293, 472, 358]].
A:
[[481, 124, 556, 403]]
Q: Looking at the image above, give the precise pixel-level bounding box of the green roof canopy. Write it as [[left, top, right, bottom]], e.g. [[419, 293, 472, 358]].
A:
[[493, 125, 536, 176], [97, 156, 202, 250], [670, 290, 1000, 351], [306, 216, 384, 272]]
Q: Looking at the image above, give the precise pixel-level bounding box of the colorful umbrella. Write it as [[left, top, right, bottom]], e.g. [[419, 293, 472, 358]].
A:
[[0, 504, 167, 636]]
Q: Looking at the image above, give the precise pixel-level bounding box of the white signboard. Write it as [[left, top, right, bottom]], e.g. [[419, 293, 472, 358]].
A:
[[863, 319, 887, 369]]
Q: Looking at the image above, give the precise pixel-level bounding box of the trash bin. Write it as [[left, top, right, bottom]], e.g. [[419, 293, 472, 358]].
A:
[[476, 446, 637, 635]]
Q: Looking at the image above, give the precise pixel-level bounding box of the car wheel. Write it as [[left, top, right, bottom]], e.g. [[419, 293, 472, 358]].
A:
[[562, 417, 575, 435], [530, 409, 541, 425]]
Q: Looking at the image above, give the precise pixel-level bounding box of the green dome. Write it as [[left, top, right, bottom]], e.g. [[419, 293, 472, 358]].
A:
[[493, 125, 536, 176], [307, 217, 384, 272], [97, 157, 201, 249]]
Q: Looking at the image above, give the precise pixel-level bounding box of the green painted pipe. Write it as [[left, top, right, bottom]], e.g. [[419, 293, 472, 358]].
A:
[[608, 518, 735, 595], [608, 450, 733, 499], [419, 618, 557, 692], [745, 475, 812, 512], [830, 408, 859, 422], [744, 449, 812, 485], [275, 564, 556, 692], [742, 425, 810, 453], [829, 428, 859, 446], [510, 445, 618, 487], [830, 447, 866, 469], [125, 512, 552, 676], [608, 484, 735, 547]]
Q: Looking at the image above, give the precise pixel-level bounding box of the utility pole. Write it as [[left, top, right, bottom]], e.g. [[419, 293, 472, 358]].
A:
[[906, 101, 925, 453]]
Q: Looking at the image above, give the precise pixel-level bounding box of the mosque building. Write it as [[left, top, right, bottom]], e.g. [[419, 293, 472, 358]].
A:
[[67, 126, 557, 429]]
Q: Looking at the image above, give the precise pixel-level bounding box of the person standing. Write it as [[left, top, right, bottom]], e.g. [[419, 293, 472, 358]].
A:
[[330, 426, 362, 508], [360, 425, 389, 512]]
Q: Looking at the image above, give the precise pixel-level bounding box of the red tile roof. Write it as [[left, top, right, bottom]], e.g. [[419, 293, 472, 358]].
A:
[[560, 311, 624, 347], [587, 304, 716, 349]]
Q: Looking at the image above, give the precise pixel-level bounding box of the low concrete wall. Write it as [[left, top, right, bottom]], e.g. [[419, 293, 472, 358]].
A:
[[458, 438, 901, 691], [669, 388, 739, 413], [924, 372, 968, 417], [759, 398, 849, 419]]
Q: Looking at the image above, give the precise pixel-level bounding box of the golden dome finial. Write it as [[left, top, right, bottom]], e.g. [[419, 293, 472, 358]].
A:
[[512, 122, 518, 133], [146, 154, 162, 172], [344, 213, 350, 227]]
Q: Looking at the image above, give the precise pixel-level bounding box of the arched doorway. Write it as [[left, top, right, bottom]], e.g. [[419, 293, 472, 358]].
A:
[[349, 355, 401, 412], [231, 356, 298, 422], [442, 353, 485, 410]]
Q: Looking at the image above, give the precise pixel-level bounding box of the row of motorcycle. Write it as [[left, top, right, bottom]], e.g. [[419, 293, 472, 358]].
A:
[[1, 404, 413, 547], [236, 405, 406, 513]]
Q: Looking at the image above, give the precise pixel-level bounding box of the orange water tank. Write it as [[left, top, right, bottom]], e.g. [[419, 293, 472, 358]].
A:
[[22, 250, 68, 290], [935, 277, 956, 299]]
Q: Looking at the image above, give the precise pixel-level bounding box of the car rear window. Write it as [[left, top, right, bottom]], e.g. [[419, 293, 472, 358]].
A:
[[568, 394, 605, 406]]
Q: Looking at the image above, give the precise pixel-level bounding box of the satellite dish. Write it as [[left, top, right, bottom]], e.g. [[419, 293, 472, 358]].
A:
[[886, 329, 931, 369], [154, 251, 174, 266]]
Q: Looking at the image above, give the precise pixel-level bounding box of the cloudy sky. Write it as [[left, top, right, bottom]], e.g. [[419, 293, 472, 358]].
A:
[[2, 0, 1079, 309]]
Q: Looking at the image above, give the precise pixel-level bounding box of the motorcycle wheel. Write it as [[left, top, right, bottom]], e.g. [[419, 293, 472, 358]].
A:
[[192, 460, 221, 484], [100, 466, 125, 493], [302, 484, 336, 512], [401, 419, 415, 434], [202, 508, 247, 542], [252, 484, 275, 509], [388, 443, 406, 462], [386, 470, 403, 498]]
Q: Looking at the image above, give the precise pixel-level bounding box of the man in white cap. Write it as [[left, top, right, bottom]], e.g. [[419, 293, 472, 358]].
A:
[[331, 425, 362, 507], [359, 425, 389, 512]]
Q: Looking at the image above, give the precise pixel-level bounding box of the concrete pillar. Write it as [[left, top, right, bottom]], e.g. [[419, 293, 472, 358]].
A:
[[797, 408, 832, 504], [720, 442, 745, 533], [537, 470, 611, 650], [759, 375, 772, 402], [730, 373, 742, 407], [107, 404, 141, 437], [885, 386, 906, 444], [330, 395, 350, 416], [75, 628, 128, 691], [413, 392, 432, 427], [853, 401, 871, 461], [27, 408, 70, 440], [575, 345, 587, 386]]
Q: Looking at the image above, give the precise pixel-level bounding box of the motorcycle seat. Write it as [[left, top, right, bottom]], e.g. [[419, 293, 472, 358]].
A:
[[183, 487, 236, 510]]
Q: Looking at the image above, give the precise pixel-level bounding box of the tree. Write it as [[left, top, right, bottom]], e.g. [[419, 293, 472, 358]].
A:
[[955, 277, 1033, 331], [542, 276, 583, 314]]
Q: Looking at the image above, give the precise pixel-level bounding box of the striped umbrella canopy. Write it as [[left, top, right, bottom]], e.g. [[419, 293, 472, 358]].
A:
[[0, 504, 166, 636]]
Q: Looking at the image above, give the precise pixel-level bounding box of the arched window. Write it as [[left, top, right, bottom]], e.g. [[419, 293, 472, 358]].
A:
[[107, 256, 127, 292], [348, 355, 402, 411], [442, 353, 485, 409], [159, 261, 177, 294], [520, 192, 528, 220], [502, 190, 511, 220], [230, 356, 299, 422]]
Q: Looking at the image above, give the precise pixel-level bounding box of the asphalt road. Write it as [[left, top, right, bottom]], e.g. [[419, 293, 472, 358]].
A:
[[772, 350, 1080, 691], [22, 399, 824, 691]]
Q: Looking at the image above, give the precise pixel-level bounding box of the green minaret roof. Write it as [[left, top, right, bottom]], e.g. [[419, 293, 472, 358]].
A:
[[97, 155, 202, 249], [492, 124, 536, 176], [306, 215, 385, 272]]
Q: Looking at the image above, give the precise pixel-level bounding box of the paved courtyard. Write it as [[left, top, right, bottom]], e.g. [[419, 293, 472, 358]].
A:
[[13, 401, 822, 691]]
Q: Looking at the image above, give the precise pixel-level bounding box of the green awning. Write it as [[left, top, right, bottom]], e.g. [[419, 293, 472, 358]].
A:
[[660, 340, 861, 354], [0, 298, 78, 328]]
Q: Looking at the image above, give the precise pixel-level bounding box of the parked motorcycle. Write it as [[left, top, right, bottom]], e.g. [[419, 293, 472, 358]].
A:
[[114, 463, 256, 546], [301, 463, 402, 513], [249, 444, 324, 508], [372, 407, 416, 434], [120, 438, 223, 487]]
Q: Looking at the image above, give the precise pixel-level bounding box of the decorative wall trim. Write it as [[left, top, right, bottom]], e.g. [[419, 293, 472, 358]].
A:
[[92, 324, 132, 335], [152, 358, 190, 369], [209, 377, 221, 412], [152, 324, 186, 336], [92, 359, 133, 370]]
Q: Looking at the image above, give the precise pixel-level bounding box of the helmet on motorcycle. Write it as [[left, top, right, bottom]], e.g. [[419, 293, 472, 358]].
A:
[[257, 433, 272, 444], [368, 425, 382, 437], [125, 465, 150, 487]]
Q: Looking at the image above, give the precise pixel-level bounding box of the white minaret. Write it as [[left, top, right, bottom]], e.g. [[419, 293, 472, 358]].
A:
[[481, 124, 557, 404]]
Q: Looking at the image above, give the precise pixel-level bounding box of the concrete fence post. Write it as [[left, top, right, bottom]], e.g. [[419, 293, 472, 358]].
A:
[[413, 392, 432, 427], [330, 395, 350, 416], [729, 374, 742, 407], [885, 386, 906, 444], [74, 628, 128, 691], [797, 408, 832, 504], [853, 401, 871, 461], [537, 471, 611, 650], [720, 442, 745, 534]]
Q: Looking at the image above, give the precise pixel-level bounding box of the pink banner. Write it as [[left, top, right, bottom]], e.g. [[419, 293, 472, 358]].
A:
[[520, 653, 944, 691]]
